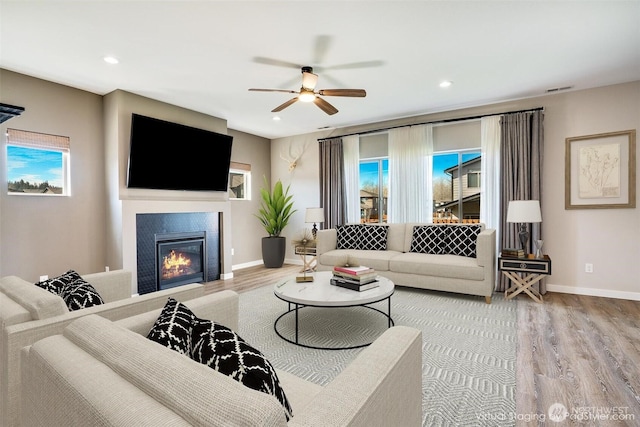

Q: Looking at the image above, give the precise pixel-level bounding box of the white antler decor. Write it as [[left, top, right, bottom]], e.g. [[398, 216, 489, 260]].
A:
[[280, 140, 311, 172]]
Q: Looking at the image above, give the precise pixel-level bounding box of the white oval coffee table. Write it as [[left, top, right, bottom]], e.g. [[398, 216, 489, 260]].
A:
[[273, 271, 395, 350]]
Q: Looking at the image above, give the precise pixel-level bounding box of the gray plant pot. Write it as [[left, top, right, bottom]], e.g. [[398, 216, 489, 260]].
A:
[[262, 236, 286, 268]]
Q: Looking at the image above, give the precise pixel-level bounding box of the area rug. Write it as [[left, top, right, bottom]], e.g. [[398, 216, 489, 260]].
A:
[[237, 284, 516, 426]]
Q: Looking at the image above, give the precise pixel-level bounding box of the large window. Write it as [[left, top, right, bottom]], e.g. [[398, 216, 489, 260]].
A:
[[6, 129, 69, 196], [432, 150, 481, 223], [359, 159, 388, 223]]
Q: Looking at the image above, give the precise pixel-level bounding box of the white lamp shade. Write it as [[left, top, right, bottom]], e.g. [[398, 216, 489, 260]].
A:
[[506, 200, 542, 223], [305, 207, 325, 223]]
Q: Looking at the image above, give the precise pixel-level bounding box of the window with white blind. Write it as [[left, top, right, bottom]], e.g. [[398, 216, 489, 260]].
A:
[[5, 128, 70, 196]]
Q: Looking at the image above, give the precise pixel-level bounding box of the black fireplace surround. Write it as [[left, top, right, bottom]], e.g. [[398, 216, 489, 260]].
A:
[[136, 212, 221, 295]]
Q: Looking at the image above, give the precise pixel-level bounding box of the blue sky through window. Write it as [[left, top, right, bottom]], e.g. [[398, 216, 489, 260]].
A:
[[7, 145, 63, 187]]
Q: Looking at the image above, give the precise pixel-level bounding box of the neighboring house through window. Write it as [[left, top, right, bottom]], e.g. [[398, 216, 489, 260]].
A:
[[5, 128, 69, 196]]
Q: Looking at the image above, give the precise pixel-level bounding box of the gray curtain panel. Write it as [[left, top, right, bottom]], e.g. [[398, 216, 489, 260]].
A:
[[499, 111, 545, 292], [319, 137, 347, 229]]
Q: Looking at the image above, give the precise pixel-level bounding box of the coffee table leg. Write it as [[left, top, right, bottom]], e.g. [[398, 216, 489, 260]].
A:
[[295, 303, 299, 344], [388, 297, 392, 328]]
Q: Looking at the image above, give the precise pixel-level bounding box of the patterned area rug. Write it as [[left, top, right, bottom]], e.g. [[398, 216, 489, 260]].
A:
[[237, 284, 516, 426]]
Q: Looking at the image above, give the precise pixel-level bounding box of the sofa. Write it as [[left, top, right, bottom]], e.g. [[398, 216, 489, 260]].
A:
[[1, 270, 206, 426], [20, 291, 423, 427], [316, 223, 496, 303]]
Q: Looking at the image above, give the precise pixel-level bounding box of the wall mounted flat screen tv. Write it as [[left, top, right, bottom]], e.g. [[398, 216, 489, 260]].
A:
[[127, 113, 233, 192]]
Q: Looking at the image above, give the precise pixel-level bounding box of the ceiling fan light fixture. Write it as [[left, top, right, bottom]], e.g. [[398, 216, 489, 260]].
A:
[[298, 90, 316, 103]]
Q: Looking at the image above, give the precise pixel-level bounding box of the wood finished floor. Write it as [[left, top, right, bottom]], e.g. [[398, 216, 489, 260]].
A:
[[205, 264, 640, 425]]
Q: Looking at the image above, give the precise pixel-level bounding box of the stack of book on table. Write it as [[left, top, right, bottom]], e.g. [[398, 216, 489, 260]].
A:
[[331, 265, 379, 291], [501, 247, 525, 258]]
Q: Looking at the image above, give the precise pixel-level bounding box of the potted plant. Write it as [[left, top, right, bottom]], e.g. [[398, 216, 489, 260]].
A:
[[255, 177, 296, 268]]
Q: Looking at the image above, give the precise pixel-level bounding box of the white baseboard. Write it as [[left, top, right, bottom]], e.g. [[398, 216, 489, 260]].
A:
[[231, 259, 264, 271], [547, 283, 640, 301]]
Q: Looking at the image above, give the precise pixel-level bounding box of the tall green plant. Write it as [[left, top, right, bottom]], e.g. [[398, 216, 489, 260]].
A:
[[255, 177, 296, 237]]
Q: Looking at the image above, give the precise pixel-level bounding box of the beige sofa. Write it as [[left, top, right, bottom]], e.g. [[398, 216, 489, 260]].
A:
[[1, 270, 206, 426], [21, 291, 423, 427], [316, 223, 496, 303]]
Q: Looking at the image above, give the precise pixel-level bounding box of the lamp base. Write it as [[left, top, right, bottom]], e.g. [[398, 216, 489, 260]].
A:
[[312, 223, 318, 239], [518, 224, 529, 253]]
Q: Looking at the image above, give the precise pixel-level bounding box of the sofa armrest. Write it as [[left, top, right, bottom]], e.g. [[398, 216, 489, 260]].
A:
[[476, 228, 496, 269], [288, 326, 422, 427], [83, 269, 132, 303], [315, 228, 337, 256]]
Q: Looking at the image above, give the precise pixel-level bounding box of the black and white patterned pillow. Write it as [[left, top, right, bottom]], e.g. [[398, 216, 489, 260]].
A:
[[147, 298, 194, 355], [444, 225, 482, 258], [336, 224, 362, 249], [191, 318, 293, 420], [59, 277, 105, 311], [358, 225, 388, 250], [34, 270, 83, 295], [410, 225, 447, 254]]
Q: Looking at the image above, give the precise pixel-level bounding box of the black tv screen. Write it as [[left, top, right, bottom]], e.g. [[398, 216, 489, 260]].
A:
[[126, 113, 233, 192]]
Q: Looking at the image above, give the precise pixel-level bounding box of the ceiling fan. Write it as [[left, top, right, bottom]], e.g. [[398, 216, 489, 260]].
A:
[[249, 66, 366, 115]]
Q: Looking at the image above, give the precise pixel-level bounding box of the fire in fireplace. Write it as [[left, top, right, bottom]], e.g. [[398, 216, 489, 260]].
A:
[[156, 232, 207, 291]]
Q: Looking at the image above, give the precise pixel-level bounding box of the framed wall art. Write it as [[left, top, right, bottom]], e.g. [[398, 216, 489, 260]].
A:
[[565, 129, 636, 209]]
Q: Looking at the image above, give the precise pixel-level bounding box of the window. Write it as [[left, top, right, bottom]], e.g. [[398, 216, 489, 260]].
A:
[[6, 128, 69, 196], [432, 151, 481, 223], [228, 162, 251, 200], [359, 159, 388, 223]]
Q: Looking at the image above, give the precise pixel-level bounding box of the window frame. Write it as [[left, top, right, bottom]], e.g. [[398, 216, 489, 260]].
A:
[[228, 161, 251, 200], [5, 128, 70, 196]]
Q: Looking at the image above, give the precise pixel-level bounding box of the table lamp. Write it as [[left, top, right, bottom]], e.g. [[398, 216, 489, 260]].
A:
[[506, 200, 542, 253], [305, 207, 325, 239]]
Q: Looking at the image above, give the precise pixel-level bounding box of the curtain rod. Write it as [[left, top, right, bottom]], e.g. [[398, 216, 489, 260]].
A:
[[317, 107, 544, 141]]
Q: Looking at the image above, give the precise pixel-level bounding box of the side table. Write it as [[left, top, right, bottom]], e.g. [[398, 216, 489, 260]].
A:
[[499, 254, 551, 303], [295, 245, 317, 272]]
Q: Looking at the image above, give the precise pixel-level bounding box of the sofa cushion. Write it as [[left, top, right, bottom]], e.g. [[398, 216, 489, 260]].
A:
[[191, 318, 293, 420], [146, 298, 194, 355], [318, 249, 401, 272], [444, 224, 483, 258], [59, 278, 105, 311], [359, 225, 389, 250], [389, 253, 485, 281], [336, 224, 362, 249], [35, 270, 83, 295], [410, 225, 446, 254]]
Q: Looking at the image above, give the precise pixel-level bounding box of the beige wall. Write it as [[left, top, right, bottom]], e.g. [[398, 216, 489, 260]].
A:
[[226, 129, 271, 267], [272, 81, 640, 300], [0, 70, 106, 281]]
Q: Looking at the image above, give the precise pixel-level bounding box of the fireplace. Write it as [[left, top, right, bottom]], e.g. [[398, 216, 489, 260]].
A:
[[135, 212, 221, 295], [156, 232, 206, 291]]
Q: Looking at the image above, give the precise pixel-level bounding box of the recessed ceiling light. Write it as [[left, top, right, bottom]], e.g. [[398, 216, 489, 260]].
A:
[[439, 81, 452, 88], [103, 56, 119, 65], [272, 116, 281, 121]]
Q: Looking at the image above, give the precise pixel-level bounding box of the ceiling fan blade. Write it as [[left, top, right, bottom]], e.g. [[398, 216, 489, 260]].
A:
[[249, 88, 298, 94], [312, 35, 332, 64], [313, 97, 338, 115], [318, 89, 366, 97], [272, 97, 299, 113], [301, 71, 318, 90], [252, 57, 301, 69], [323, 60, 385, 71]]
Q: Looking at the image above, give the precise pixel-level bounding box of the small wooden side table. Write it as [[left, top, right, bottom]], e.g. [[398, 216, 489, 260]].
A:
[[295, 245, 317, 272], [499, 254, 551, 303]]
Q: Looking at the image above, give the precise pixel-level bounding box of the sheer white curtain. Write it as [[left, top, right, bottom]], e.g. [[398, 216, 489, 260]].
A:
[[480, 115, 501, 231], [342, 135, 361, 223], [388, 124, 433, 223]]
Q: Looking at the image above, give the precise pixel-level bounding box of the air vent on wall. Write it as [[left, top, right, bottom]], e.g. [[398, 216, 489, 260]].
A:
[[545, 86, 573, 93], [0, 103, 25, 124]]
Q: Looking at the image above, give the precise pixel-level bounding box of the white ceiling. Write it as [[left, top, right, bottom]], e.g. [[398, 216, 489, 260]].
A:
[[1, 1, 639, 140]]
